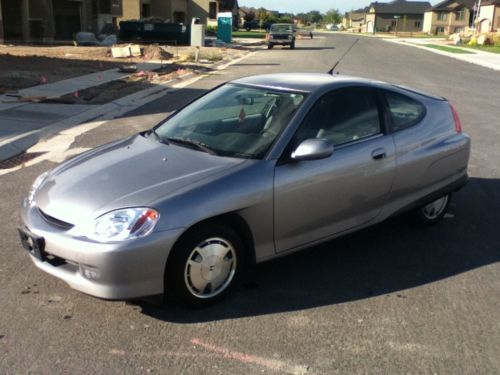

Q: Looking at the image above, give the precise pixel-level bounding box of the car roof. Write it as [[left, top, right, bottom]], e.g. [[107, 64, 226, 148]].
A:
[[232, 73, 384, 93]]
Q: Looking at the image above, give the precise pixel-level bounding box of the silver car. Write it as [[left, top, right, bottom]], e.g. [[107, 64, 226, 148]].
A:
[[19, 73, 470, 307]]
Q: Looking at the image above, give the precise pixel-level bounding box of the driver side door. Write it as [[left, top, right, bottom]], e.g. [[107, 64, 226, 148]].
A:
[[273, 87, 396, 252]]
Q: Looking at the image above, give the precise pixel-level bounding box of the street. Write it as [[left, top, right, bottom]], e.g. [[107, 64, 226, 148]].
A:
[[1, 33, 499, 373]]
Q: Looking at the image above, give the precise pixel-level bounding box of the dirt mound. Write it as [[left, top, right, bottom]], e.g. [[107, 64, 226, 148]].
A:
[[141, 45, 174, 61]]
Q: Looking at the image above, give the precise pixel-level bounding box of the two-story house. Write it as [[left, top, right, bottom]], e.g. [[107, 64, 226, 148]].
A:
[[423, 0, 475, 35], [365, 0, 431, 33]]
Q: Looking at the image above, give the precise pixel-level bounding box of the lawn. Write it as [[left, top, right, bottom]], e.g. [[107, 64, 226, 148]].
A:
[[464, 45, 500, 54], [232, 30, 267, 39], [422, 44, 475, 54]]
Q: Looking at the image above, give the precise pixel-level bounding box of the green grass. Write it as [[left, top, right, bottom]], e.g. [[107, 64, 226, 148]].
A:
[[232, 31, 267, 39], [464, 45, 500, 54], [422, 44, 475, 54]]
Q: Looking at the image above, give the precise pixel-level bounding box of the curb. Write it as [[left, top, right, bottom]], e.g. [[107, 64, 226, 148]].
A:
[[0, 51, 255, 163]]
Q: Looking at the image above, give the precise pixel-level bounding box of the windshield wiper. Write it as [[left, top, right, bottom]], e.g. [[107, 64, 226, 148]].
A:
[[148, 129, 169, 145], [165, 137, 218, 155]]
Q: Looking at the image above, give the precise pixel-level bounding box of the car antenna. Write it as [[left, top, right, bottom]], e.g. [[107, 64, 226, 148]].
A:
[[327, 38, 359, 75]]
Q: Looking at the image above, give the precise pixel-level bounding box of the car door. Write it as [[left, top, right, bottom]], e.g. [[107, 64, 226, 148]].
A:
[[273, 86, 396, 252]]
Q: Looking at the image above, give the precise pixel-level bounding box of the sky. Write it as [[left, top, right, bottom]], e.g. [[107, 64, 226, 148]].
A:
[[239, 0, 438, 14]]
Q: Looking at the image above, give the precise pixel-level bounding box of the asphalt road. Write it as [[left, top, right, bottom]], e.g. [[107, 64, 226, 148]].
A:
[[1, 34, 499, 374]]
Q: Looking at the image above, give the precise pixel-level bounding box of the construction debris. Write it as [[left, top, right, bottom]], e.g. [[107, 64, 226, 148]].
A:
[[111, 45, 142, 58]]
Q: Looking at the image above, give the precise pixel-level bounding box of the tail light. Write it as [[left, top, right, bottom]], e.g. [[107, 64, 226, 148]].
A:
[[450, 104, 462, 133]]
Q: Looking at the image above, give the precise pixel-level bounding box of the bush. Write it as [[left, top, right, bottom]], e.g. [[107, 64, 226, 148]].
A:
[[207, 25, 218, 33], [493, 34, 500, 47], [468, 37, 477, 46]]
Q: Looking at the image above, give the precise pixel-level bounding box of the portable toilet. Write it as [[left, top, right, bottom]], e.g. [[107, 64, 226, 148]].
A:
[[217, 12, 232, 43]]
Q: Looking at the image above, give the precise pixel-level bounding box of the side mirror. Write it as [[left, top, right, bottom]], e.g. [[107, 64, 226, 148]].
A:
[[291, 138, 334, 161]]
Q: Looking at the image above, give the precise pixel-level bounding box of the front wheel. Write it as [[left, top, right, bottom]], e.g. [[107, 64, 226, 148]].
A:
[[290, 40, 295, 49], [412, 194, 451, 226], [165, 224, 244, 307], [267, 43, 274, 49]]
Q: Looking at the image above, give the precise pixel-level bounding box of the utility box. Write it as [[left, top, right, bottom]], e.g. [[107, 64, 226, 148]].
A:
[[191, 24, 205, 46], [217, 12, 232, 43]]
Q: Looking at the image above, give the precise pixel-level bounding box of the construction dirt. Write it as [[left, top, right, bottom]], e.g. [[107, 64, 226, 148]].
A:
[[0, 44, 249, 95]]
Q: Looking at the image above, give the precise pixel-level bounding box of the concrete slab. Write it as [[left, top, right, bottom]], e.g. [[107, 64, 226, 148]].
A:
[[12, 62, 165, 100]]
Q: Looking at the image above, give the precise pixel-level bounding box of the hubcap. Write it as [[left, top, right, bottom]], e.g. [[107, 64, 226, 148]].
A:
[[184, 237, 237, 299], [422, 195, 449, 220]]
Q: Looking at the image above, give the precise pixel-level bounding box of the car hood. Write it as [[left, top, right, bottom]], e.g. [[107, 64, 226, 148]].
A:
[[35, 133, 245, 224]]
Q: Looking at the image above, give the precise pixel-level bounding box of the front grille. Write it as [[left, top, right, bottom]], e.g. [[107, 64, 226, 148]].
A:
[[38, 209, 74, 230]]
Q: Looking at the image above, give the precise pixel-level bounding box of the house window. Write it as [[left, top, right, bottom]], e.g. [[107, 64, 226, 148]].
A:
[[209, 2, 217, 19], [437, 12, 447, 21], [391, 20, 397, 27], [414, 21, 421, 28], [141, 3, 151, 18], [436, 26, 445, 33], [173, 11, 186, 24], [455, 10, 465, 21]]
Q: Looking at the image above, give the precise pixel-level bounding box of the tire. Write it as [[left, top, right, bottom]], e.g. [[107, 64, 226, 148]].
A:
[[290, 40, 295, 49], [267, 43, 274, 49], [412, 194, 451, 226], [165, 224, 244, 307]]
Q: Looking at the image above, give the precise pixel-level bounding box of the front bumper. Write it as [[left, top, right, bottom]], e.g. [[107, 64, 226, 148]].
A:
[[20, 201, 184, 300]]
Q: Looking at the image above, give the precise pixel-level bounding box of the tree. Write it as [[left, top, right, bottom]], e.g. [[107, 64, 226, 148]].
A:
[[306, 10, 323, 24], [323, 9, 342, 25], [256, 7, 269, 27]]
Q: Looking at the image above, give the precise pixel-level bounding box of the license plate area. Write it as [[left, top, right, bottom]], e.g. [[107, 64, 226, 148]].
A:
[[18, 228, 46, 261]]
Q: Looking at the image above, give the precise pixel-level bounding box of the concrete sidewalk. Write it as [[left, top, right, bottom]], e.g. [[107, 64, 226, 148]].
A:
[[384, 38, 500, 71], [0, 61, 170, 162]]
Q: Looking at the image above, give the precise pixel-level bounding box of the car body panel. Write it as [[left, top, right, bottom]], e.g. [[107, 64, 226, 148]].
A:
[[274, 134, 396, 252]]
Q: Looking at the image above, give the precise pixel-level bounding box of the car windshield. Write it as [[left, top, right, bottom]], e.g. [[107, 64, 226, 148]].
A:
[[271, 24, 293, 32], [155, 84, 306, 159]]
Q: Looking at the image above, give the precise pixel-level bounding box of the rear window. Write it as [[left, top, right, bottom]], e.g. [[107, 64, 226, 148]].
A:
[[384, 91, 426, 132]]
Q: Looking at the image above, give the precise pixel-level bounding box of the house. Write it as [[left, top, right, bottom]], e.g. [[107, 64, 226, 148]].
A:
[[343, 8, 368, 30], [478, 0, 500, 32], [365, 0, 431, 33], [120, 0, 189, 24], [0, 0, 237, 42], [423, 0, 475, 35]]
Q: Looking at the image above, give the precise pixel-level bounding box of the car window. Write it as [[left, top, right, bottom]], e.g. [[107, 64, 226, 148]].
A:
[[271, 24, 292, 32], [294, 87, 381, 147], [384, 90, 425, 131], [156, 84, 306, 159]]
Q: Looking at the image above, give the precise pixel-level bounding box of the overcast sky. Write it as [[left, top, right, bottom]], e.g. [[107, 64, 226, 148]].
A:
[[239, 0, 438, 14]]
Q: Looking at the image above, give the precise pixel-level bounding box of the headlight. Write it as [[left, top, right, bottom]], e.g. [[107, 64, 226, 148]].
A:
[[288, 35, 292, 40], [28, 171, 49, 205], [91, 208, 159, 242]]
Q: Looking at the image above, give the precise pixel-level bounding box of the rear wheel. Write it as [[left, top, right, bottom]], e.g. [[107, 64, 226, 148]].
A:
[[165, 224, 243, 307], [290, 40, 295, 49], [413, 194, 451, 226], [267, 43, 274, 49]]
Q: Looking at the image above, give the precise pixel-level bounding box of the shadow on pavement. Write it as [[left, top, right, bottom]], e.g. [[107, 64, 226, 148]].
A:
[[140, 177, 500, 322]]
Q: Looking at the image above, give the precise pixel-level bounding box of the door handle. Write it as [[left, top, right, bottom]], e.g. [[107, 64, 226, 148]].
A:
[[371, 148, 386, 160]]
